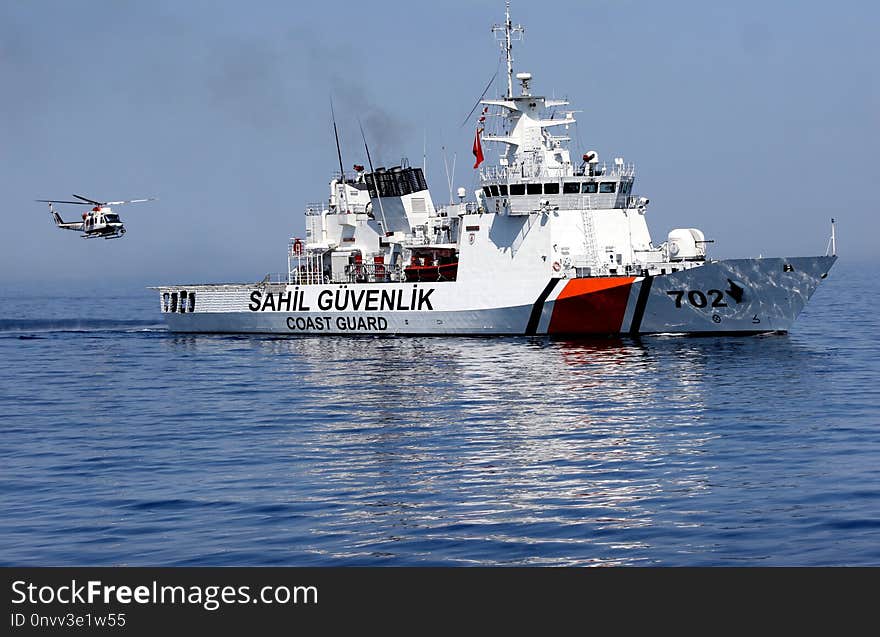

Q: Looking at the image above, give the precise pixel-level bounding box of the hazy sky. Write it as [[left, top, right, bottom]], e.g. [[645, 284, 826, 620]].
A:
[[1, 0, 876, 286]]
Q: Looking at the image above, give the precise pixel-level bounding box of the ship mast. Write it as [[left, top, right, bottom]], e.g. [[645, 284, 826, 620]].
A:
[[493, 1, 523, 98]]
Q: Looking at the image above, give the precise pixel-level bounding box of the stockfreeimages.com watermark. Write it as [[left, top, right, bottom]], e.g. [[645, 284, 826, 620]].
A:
[[11, 579, 318, 612]]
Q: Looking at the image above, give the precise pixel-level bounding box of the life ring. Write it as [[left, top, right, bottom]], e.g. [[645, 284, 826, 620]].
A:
[[552, 261, 561, 272]]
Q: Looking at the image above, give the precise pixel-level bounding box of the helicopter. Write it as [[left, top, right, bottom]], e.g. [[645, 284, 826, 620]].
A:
[[37, 194, 156, 239]]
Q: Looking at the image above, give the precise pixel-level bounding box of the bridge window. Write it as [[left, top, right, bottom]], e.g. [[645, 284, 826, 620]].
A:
[[489, 185, 500, 197], [563, 182, 580, 194], [498, 184, 508, 196], [179, 291, 188, 313], [599, 182, 616, 193], [543, 182, 559, 194], [510, 184, 525, 195], [582, 182, 598, 194], [170, 292, 178, 313], [162, 292, 169, 312], [526, 183, 542, 195], [188, 292, 196, 312], [482, 186, 491, 197]]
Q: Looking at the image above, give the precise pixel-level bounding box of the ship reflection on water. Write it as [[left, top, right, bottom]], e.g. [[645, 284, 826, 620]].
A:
[[154, 329, 844, 564], [186, 333, 794, 565]]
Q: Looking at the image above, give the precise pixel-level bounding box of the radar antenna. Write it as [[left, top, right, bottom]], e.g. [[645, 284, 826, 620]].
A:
[[358, 120, 389, 231], [492, 1, 524, 98], [330, 98, 346, 182]]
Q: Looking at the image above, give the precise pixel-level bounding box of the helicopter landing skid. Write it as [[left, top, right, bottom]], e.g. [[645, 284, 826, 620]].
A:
[[81, 232, 125, 240]]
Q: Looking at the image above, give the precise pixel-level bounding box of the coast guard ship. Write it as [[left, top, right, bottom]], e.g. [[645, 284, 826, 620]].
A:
[[155, 3, 836, 336]]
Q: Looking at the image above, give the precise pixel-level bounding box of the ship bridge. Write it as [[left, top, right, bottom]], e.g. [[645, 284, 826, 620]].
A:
[[477, 72, 640, 216]]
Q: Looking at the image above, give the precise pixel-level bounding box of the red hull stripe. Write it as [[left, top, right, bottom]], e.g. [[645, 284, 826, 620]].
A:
[[547, 277, 636, 334]]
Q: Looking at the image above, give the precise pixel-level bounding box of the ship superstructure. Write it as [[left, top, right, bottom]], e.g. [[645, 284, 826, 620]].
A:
[[155, 3, 835, 336]]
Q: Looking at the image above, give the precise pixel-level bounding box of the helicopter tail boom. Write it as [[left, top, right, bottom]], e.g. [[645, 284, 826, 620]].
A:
[[48, 204, 84, 231]]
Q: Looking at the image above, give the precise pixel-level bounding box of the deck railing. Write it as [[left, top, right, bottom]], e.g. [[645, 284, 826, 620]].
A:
[[479, 160, 635, 182]]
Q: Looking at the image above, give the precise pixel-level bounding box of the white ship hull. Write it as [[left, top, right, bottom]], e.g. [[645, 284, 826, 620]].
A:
[[158, 256, 835, 336]]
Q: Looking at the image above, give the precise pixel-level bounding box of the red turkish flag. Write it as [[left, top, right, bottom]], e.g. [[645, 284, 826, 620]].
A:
[[472, 127, 484, 169]]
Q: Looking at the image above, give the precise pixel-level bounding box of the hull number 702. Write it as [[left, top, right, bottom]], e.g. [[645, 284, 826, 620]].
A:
[[666, 289, 728, 308]]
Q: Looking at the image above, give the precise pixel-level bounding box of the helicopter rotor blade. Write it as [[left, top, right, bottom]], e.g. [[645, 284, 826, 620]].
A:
[[35, 199, 92, 205], [103, 197, 157, 206], [72, 194, 102, 205]]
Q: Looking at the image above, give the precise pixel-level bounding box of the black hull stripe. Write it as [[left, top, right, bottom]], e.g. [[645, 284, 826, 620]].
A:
[[525, 279, 562, 335], [628, 275, 654, 335]]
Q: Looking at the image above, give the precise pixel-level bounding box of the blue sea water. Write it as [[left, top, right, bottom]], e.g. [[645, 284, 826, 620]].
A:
[[1, 261, 878, 566]]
